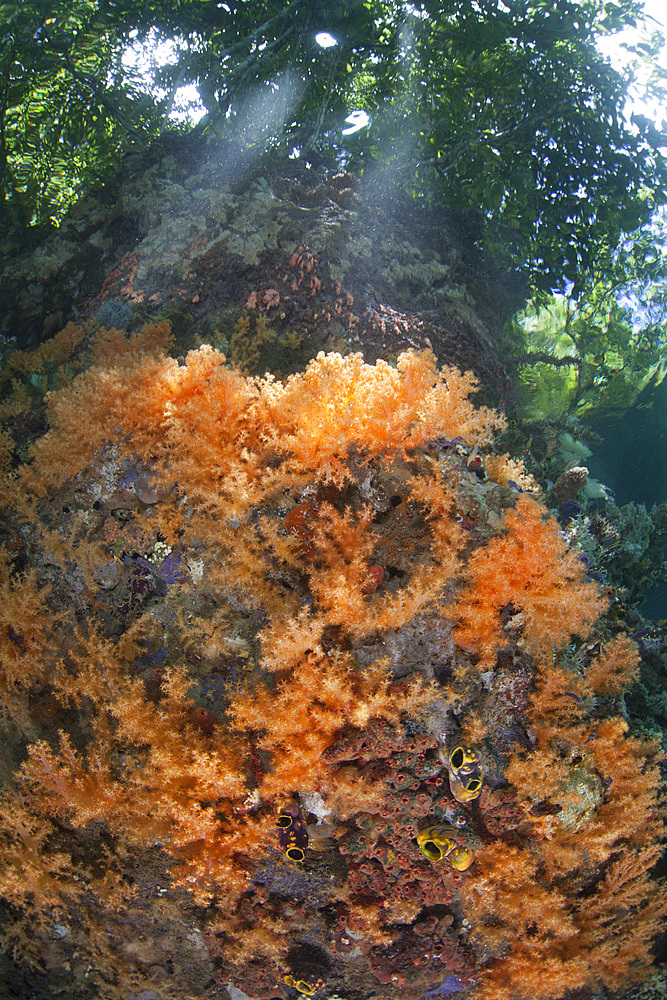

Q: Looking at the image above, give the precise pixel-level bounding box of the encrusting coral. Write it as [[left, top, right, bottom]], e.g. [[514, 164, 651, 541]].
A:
[[0, 321, 664, 1000]]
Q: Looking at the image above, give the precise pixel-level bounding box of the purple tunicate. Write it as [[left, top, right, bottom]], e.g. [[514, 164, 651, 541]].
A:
[[422, 976, 467, 997], [158, 551, 184, 584], [136, 552, 184, 585], [433, 435, 464, 452]]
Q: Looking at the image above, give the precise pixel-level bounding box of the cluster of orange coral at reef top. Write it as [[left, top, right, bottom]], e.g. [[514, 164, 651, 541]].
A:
[[0, 321, 664, 1000]]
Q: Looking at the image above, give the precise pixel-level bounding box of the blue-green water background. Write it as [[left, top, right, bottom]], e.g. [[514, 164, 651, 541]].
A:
[[587, 377, 667, 620]]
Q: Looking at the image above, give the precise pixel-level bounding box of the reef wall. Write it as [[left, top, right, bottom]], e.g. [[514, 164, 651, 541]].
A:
[[0, 317, 664, 999], [0, 145, 522, 380]]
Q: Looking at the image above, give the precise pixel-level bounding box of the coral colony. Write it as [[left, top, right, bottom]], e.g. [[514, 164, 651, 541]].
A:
[[0, 321, 664, 1000]]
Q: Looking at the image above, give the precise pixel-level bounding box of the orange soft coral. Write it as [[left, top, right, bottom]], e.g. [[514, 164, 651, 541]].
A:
[[585, 633, 641, 697], [258, 349, 505, 482], [20, 321, 175, 494], [451, 494, 607, 668], [0, 548, 54, 725]]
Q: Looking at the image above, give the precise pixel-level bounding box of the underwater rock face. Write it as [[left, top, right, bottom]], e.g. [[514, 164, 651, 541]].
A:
[[0, 157, 520, 387], [0, 330, 663, 1000]]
